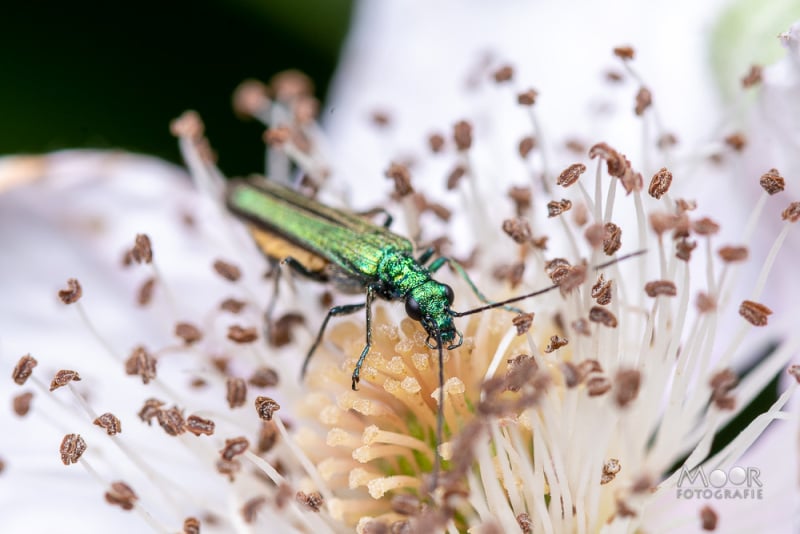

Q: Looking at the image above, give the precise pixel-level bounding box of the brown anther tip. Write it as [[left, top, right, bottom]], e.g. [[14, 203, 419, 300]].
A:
[[446, 165, 466, 190], [565, 138, 586, 154], [676, 238, 697, 262], [232, 79, 270, 118], [544, 335, 568, 353], [620, 167, 643, 195], [586, 375, 612, 396], [589, 143, 630, 178], [741, 64, 763, 88], [591, 275, 613, 305], [692, 217, 720, 236], [93, 413, 122, 435], [739, 300, 772, 326], [492, 64, 514, 83], [136, 277, 156, 306], [219, 298, 246, 314], [648, 168, 672, 199], [220, 436, 250, 461], [613, 46, 635, 60], [370, 110, 391, 128], [512, 312, 535, 335], [631, 473, 654, 494], [105, 481, 138, 511], [492, 262, 525, 288], [644, 280, 677, 298], [759, 168, 785, 195], [257, 421, 280, 453], [516, 513, 533, 534], [130, 234, 153, 264], [125, 346, 157, 384], [787, 365, 800, 383], [517, 88, 538, 106], [296, 491, 324, 512], [676, 199, 697, 213], [502, 218, 532, 244], [213, 259, 242, 282], [216, 458, 242, 481], [724, 132, 747, 152], [49, 369, 81, 392], [710, 368, 738, 410], [242, 496, 268, 524], [571, 318, 591, 337], [169, 110, 205, 139], [600, 458, 621, 484], [211, 357, 229, 374], [426, 200, 452, 222], [453, 120, 473, 151], [602, 222, 622, 255], [589, 306, 618, 328], [249, 367, 279, 388], [226, 377, 248, 409], [428, 133, 445, 153], [263, 126, 291, 146], [270, 69, 314, 101], [545, 258, 572, 285], [293, 96, 319, 125], [58, 278, 83, 304], [532, 235, 550, 250], [13, 391, 33, 417], [658, 132, 679, 149], [517, 136, 536, 159], [227, 325, 258, 344], [700, 505, 718, 531], [172, 324, 202, 348], [696, 292, 717, 313], [781, 202, 800, 223], [255, 396, 281, 421], [60, 433, 86, 465], [267, 312, 306, 347], [557, 163, 586, 187], [614, 369, 641, 408], [604, 69, 624, 83], [157, 406, 186, 436], [186, 414, 215, 436], [634, 87, 652, 116], [183, 517, 201, 534], [649, 212, 678, 235], [12, 354, 38, 385], [559, 265, 587, 295], [508, 186, 532, 216], [385, 162, 414, 197], [138, 398, 165, 424], [584, 223, 606, 249], [560, 362, 580, 388], [547, 199, 573, 218], [675, 215, 691, 240], [717, 246, 748, 263]]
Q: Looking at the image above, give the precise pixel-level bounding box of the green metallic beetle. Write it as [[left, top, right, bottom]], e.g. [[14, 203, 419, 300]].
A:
[[225, 177, 551, 388]]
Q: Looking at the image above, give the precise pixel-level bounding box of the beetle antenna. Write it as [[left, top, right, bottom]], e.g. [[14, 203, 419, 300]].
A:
[[452, 249, 647, 317]]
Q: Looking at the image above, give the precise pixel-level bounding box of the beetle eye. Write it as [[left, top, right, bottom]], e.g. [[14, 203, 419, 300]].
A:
[[405, 295, 422, 320], [443, 284, 455, 305]]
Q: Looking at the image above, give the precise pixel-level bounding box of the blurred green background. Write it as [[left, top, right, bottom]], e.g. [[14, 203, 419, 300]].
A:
[[1, 0, 353, 176]]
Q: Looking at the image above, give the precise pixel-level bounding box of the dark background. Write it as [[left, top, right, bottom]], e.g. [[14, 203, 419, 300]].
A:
[[1, 0, 353, 176]]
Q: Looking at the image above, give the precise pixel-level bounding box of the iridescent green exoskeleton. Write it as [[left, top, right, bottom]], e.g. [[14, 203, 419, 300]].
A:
[[227, 178, 467, 384]]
